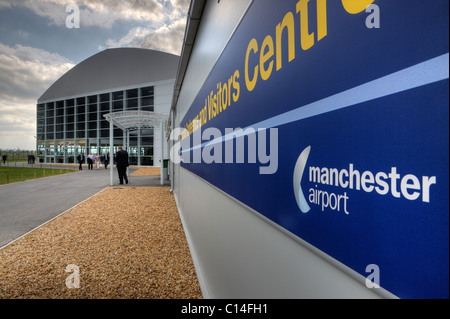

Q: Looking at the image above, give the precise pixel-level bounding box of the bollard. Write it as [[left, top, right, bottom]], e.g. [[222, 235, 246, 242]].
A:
[[34, 170, 36, 178], [7, 173, 9, 184]]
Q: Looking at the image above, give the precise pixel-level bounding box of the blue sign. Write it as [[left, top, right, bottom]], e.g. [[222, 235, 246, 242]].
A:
[[178, 0, 449, 298]]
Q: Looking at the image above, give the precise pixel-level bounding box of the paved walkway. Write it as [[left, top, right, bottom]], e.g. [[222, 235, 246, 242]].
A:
[[0, 165, 169, 248]]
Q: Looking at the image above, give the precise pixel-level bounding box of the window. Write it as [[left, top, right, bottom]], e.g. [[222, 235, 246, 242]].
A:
[[141, 105, 154, 112], [100, 120, 109, 129], [46, 103, 54, 117], [113, 91, 124, 100], [100, 102, 110, 112], [141, 137, 153, 146], [140, 86, 154, 111], [88, 112, 98, 121], [141, 96, 154, 106], [127, 98, 138, 110], [100, 130, 109, 138], [114, 129, 123, 137], [113, 100, 123, 111], [141, 128, 153, 136], [100, 93, 110, 102], [141, 86, 153, 97], [88, 95, 97, 104], [66, 99, 75, 115], [141, 157, 154, 166], [56, 124, 64, 132], [89, 103, 98, 113], [77, 114, 85, 122], [88, 122, 97, 130], [141, 147, 153, 156], [126, 89, 138, 99], [37, 104, 45, 119], [56, 101, 64, 116], [56, 117, 64, 125], [77, 104, 85, 114], [66, 115, 74, 124]]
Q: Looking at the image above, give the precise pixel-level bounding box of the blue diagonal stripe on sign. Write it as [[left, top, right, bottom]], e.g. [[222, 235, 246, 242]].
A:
[[181, 53, 449, 154]]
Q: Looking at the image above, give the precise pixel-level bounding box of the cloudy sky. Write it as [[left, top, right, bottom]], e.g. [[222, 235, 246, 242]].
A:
[[0, 0, 190, 150]]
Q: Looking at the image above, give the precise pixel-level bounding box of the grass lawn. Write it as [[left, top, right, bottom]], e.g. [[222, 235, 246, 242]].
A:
[[0, 166, 75, 185]]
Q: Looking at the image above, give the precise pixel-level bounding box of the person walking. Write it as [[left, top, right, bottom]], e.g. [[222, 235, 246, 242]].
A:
[[77, 153, 85, 170], [116, 146, 129, 185], [87, 153, 94, 170], [103, 152, 109, 169], [2, 154, 6, 165], [94, 153, 100, 169]]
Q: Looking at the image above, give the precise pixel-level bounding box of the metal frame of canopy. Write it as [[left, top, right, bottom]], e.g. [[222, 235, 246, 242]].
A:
[[103, 111, 168, 186]]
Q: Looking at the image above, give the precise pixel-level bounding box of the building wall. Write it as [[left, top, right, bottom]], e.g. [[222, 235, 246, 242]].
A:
[[172, 0, 391, 298]]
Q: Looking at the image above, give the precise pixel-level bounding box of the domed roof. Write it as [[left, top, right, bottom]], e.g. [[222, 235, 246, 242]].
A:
[[38, 48, 179, 102]]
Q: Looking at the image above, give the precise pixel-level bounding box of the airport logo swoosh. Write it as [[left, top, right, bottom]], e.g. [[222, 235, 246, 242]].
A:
[[293, 146, 311, 213]]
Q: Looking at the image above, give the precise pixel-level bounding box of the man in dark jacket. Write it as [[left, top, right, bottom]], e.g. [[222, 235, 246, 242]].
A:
[[77, 153, 85, 170], [115, 146, 129, 184], [103, 153, 110, 169]]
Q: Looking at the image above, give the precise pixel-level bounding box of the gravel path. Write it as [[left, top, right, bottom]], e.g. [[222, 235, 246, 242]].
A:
[[130, 167, 161, 176], [0, 186, 202, 299]]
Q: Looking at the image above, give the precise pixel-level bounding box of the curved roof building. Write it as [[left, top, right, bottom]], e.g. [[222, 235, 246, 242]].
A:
[[36, 48, 179, 166], [39, 48, 179, 102]]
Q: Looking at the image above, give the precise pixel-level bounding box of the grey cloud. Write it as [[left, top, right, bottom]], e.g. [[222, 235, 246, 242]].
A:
[[138, 18, 186, 54], [0, 44, 73, 100], [104, 17, 187, 55]]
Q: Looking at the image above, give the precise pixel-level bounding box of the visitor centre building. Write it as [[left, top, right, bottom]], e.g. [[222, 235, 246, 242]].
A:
[[36, 48, 179, 166]]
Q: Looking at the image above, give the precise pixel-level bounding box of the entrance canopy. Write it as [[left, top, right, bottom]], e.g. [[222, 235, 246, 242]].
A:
[[103, 111, 169, 186], [103, 110, 167, 130]]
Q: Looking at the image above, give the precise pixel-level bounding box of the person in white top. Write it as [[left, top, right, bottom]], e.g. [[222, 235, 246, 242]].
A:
[[87, 153, 94, 170], [94, 153, 100, 169]]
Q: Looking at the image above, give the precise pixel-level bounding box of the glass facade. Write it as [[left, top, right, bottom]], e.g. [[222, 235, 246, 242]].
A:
[[36, 85, 155, 165]]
